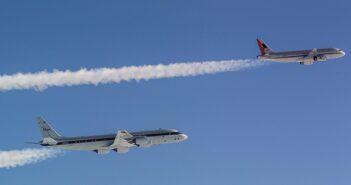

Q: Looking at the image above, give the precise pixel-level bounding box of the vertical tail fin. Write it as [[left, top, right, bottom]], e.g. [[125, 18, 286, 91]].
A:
[[256, 38, 273, 55], [37, 117, 61, 140]]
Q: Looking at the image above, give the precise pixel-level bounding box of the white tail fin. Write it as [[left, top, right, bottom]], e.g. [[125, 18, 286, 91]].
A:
[[36, 117, 61, 140]]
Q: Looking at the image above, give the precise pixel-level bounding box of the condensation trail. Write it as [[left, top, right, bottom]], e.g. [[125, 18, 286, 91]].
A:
[[0, 59, 265, 91], [0, 148, 60, 169]]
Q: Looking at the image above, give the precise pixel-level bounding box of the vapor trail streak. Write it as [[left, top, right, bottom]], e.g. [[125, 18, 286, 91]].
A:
[[0, 148, 60, 169], [0, 59, 264, 91]]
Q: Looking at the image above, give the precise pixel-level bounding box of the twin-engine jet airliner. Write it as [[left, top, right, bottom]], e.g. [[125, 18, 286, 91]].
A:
[[256, 38, 345, 65], [34, 117, 188, 154]]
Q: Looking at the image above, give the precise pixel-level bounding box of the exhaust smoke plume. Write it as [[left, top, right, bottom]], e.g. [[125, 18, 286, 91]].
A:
[[0, 59, 264, 91], [0, 148, 60, 169]]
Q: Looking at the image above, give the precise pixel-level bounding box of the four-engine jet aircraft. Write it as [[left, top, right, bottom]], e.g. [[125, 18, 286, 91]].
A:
[[256, 38, 345, 65], [35, 117, 188, 154]]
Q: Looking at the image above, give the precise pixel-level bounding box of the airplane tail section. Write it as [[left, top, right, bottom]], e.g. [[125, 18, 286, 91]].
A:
[[37, 117, 61, 140], [256, 38, 273, 55]]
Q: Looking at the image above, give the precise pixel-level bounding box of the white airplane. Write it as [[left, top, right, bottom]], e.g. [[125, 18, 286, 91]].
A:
[[34, 117, 188, 154], [256, 38, 345, 65]]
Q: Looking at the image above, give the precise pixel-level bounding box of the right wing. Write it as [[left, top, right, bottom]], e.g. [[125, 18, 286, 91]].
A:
[[95, 130, 134, 154], [110, 130, 134, 148], [297, 48, 317, 64], [308, 48, 318, 57], [298, 49, 318, 65]]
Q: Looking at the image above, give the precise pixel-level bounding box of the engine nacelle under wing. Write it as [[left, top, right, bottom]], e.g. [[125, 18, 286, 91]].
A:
[[299, 61, 314, 65], [112, 147, 129, 153], [314, 55, 327, 61], [94, 149, 110, 154], [135, 137, 153, 148]]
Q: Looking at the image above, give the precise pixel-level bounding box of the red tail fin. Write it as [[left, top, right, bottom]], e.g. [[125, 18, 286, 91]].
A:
[[256, 38, 272, 55]]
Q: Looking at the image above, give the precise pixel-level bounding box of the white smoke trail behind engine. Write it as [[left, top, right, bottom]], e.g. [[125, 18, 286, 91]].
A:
[[0, 59, 264, 91], [0, 148, 60, 169]]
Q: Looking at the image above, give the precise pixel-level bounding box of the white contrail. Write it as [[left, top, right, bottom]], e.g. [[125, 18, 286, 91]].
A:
[[0, 59, 264, 91], [0, 148, 60, 169]]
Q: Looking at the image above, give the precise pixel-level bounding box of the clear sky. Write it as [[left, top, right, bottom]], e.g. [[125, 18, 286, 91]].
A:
[[0, 0, 350, 184]]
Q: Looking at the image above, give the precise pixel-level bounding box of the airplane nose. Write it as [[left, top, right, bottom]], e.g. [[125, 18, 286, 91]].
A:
[[180, 134, 188, 140], [340, 51, 346, 56]]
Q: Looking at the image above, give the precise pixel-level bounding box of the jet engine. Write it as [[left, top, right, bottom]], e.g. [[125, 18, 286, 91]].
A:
[[135, 137, 152, 148], [94, 149, 110, 154], [113, 147, 129, 153], [313, 55, 327, 61]]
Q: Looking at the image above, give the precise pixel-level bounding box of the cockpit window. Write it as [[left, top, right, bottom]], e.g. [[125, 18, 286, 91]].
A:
[[169, 132, 181, 135]]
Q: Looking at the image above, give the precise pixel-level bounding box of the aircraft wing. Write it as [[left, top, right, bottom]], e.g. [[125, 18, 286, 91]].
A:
[[110, 130, 134, 148], [308, 48, 318, 57], [298, 48, 318, 65]]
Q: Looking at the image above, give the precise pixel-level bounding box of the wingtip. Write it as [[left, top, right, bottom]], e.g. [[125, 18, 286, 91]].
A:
[[36, 116, 45, 123]]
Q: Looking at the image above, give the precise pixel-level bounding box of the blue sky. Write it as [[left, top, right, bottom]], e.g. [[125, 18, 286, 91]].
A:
[[0, 0, 350, 184]]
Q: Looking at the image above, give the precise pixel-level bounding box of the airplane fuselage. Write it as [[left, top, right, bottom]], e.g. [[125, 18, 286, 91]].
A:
[[256, 38, 345, 65], [258, 48, 345, 63], [40, 129, 187, 154]]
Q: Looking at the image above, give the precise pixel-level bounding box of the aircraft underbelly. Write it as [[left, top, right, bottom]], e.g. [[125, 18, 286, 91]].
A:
[[267, 53, 342, 63], [270, 57, 301, 62], [326, 53, 340, 59], [150, 135, 182, 145], [56, 141, 113, 150]]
